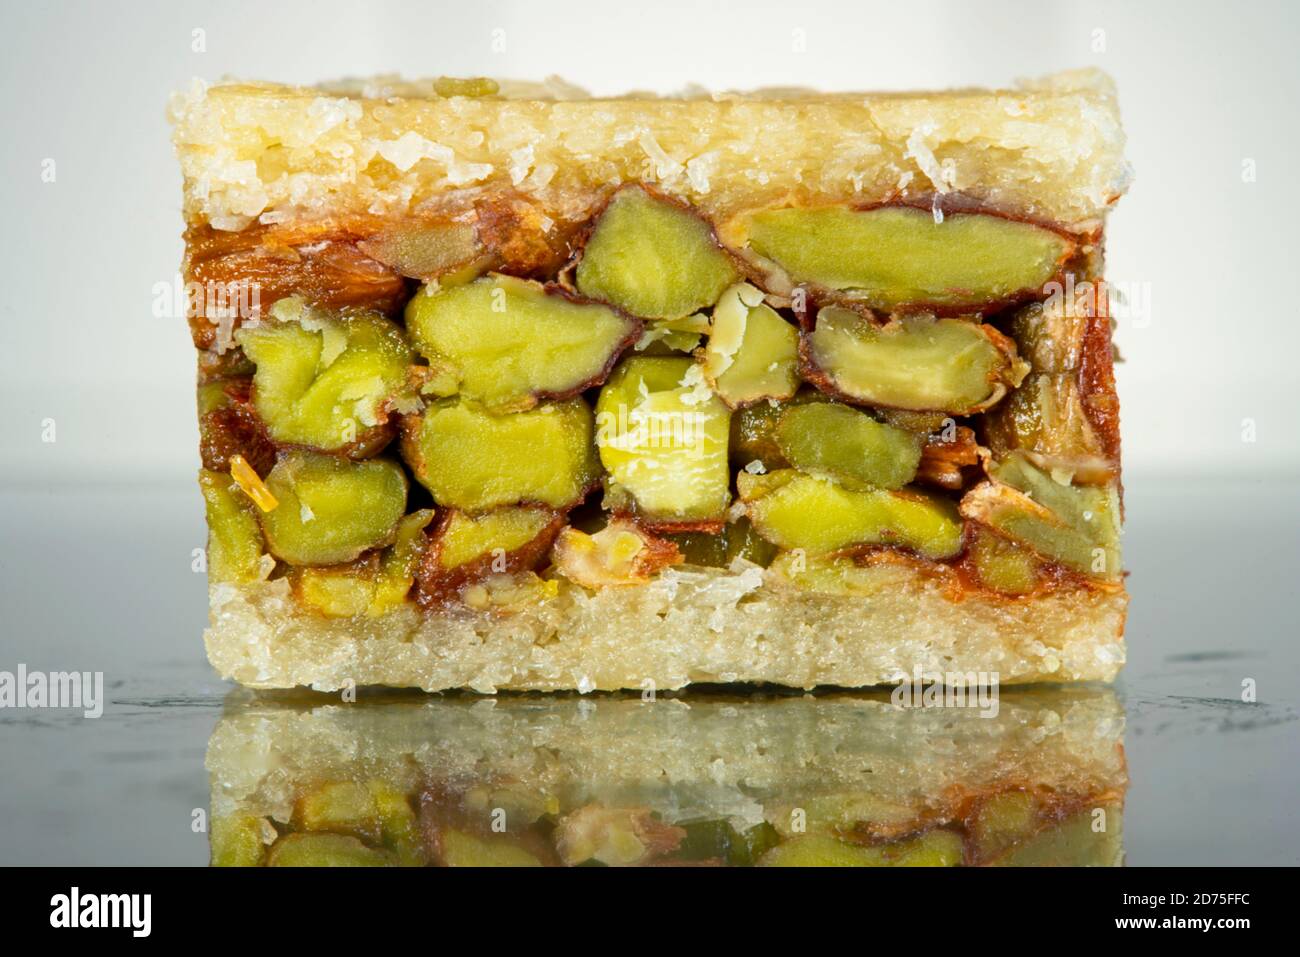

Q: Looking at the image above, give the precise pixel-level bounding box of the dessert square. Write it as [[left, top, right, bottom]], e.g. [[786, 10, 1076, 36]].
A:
[[171, 71, 1129, 691]]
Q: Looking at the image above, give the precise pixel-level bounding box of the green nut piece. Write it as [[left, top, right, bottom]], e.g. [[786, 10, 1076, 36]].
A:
[[634, 312, 711, 355], [368, 509, 437, 613], [435, 507, 560, 570], [961, 453, 1121, 578], [990, 806, 1124, 867], [983, 372, 1113, 482], [968, 527, 1041, 595], [259, 452, 408, 566], [968, 791, 1040, 862], [774, 402, 923, 491], [740, 470, 963, 559], [745, 204, 1072, 312], [405, 274, 639, 412], [677, 820, 781, 866], [595, 357, 732, 525], [295, 509, 435, 617], [420, 506, 563, 601], [266, 833, 395, 867], [700, 282, 799, 408], [293, 780, 424, 865], [804, 306, 1025, 414], [440, 830, 543, 867], [759, 829, 963, 867], [877, 408, 952, 436], [369, 781, 426, 866], [665, 517, 778, 569], [728, 390, 828, 469], [575, 185, 739, 320], [770, 793, 919, 840], [236, 297, 414, 454], [294, 560, 380, 618], [1005, 286, 1092, 373], [769, 551, 939, 597], [403, 397, 599, 512], [198, 468, 265, 583], [210, 813, 268, 867], [296, 781, 386, 842]]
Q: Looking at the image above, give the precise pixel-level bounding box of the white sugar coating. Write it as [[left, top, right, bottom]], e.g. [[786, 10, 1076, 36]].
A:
[[205, 563, 1126, 693], [170, 70, 1128, 233]]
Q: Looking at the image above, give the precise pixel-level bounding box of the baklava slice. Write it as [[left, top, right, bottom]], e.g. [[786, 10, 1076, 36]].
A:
[[171, 70, 1131, 692], [208, 689, 1127, 867]]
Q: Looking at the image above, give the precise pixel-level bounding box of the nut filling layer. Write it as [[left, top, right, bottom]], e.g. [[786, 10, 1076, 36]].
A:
[[193, 191, 1123, 612], [178, 74, 1129, 690]]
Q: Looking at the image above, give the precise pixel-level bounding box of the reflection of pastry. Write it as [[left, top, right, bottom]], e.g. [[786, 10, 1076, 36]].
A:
[[207, 689, 1126, 866], [172, 72, 1129, 692]]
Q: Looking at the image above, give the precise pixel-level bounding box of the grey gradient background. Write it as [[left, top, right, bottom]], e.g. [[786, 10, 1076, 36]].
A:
[[0, 0, 1297, 866]]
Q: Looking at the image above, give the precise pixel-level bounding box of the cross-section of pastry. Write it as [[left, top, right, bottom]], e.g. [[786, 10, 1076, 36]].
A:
[[207, 689, 1126, 867], [171, 69, 1130, 692]]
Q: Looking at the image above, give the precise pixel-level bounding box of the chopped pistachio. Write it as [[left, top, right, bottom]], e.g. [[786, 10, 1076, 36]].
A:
[[576, 186, 739, 320], [236, 297, 413, 453], [404, 397, 598, 512], [746, 205, 1072, 311], [804, 306, 1025, 414], [198, 468, 266, 583], [740, 470, 963, 559], [259, 452, 408, 566], [700, 282, 799, 408], [595, 357, 731, 525], [405, 274, 638, 412], [774, 402, 923, 491]]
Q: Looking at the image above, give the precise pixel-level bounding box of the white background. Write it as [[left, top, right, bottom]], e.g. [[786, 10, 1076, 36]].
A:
[[1, 0, 1297, 484]]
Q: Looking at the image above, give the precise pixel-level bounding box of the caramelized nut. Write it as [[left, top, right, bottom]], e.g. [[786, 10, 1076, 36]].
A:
[[959, 453, 1121, 578], [551, 520, 682, 588], [983, 373, 1114, 483], [198, 468, 265, 583], [419, 506, 563, 601]]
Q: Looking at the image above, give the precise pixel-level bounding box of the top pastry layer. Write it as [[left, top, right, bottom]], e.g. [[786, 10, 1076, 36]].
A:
[[168, 69, 1129, 235]]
